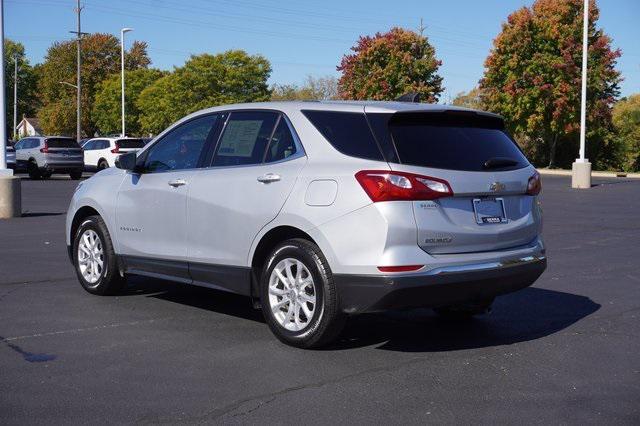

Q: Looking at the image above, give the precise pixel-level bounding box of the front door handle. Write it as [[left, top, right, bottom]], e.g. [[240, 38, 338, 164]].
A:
[[168, 178, 187, 187], [257, 173, 281, 183]]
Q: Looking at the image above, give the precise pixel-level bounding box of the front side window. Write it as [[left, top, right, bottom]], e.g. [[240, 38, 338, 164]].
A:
[[265, 119, 297, 163], [144, 114, 218, 173], [83, 140, 96, 150], [212, 111, 279, 167]]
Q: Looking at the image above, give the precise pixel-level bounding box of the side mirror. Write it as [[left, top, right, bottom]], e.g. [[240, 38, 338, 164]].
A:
[[115, 151, 138, 172]]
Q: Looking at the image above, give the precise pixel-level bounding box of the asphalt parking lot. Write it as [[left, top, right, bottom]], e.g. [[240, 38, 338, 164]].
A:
[[1, 173, 639, 424]]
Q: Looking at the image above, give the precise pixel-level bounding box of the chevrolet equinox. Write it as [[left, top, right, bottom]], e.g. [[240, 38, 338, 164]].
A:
[[66, 101, 546, 348]]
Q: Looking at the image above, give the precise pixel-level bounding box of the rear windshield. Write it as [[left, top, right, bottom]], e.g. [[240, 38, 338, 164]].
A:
[[46, 138, 79, 148], [302, 110, 383, 161], [117, 139, 145, 149], [384, 112, 529, 171]]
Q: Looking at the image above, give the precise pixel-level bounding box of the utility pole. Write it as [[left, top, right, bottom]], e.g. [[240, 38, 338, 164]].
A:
[[13, 53, 17, 141], [69, 0, 88, 143], [571, 0, 591, 189], [0, 0, 22, 218], [120, 28, 133, 137], [418, 18, 425, 37]]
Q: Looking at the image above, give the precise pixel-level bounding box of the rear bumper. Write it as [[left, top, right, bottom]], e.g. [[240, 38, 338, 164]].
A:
[[42, 162, 84, 172], [334, 255, 546, 314]]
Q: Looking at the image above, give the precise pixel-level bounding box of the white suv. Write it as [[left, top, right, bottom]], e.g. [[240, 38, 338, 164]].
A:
[[82, 137, 146, 171], [66, 101, 546, 348], [15, 136, 84, 179]]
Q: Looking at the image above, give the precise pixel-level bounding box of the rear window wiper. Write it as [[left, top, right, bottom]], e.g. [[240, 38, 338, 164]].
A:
[[483, 157, 519, 169]]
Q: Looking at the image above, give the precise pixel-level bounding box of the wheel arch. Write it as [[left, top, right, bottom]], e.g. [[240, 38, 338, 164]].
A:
[[249, 225, 318, 300], [70, 206, 101, 243]]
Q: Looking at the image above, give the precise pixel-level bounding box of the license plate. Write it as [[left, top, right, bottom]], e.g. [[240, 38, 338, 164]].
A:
[[473, 198, 508, 224]]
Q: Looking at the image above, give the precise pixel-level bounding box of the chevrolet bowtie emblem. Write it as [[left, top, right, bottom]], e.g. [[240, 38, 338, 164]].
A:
[[490, 182, 506, 192]]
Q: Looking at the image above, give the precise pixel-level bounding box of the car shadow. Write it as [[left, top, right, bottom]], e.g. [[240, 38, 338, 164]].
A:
[[330, 287, 600, 352], [123, 278, 599, 353], [124, 276, 264, 323]]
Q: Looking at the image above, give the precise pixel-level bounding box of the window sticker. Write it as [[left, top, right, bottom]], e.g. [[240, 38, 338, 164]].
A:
[[217, 120, 262, 157]]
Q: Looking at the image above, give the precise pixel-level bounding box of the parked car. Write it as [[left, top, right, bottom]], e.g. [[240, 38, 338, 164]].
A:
[[15, 136, 84, 179], [82, 137, 146, 171], [66, 101, 546, 348], [5, 142, 16, 170]]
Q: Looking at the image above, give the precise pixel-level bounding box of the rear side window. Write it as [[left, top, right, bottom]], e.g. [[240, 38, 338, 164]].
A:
[[385, 112, 529, 171], [46, 138, 78, 148], [265, 119, 297, 163], [302, 110, 383, 161], [212, 111, 278, 167], [117, 139, 145, 149]]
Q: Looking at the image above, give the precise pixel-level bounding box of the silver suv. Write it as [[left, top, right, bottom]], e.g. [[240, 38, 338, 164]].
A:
[[15, 136, 84, 179], [66, 101, 546, 348]]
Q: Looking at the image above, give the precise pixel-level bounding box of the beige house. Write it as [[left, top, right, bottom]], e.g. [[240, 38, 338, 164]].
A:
[[16, 117, 43, 138]]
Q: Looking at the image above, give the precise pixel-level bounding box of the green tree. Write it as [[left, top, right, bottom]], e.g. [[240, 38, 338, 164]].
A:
[[4, 39, 39, 138], [451, 87, 483, 110], [337, 27, 443, 102], [137, 50, 271, 135], [37, 34, 150, 137], [612, 94, 640, 171], [480, 0, 621, 169], [92, 68, 166, 136], [271, 75, 338, 101]]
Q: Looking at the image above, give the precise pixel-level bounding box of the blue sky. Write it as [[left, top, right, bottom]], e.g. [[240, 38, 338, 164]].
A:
[[5, 0, 639, 100]]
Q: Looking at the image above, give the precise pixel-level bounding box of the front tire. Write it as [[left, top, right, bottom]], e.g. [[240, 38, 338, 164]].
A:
[[72, 215, 125, 295], [70, 169, 83, 180], [260, 239, 344, 348], [97, 160, 108, 171]]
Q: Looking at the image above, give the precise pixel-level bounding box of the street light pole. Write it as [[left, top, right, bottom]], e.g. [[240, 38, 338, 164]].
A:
[[69, 0, 87, 143], [120, 28, 133, 137], [572, 0, 592, 189], [13, 54, 17, 141]]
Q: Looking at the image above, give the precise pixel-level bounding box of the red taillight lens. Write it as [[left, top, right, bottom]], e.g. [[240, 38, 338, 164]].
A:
[[111, 144, 120, 154], [527, 172, 542, 196], [378, 265, 424, 273], [39, 142, 49, 153], [355, 170, 453, 202]]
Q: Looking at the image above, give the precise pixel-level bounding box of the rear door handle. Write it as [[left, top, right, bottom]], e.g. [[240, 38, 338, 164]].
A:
[[257, 173, 281, 183], [168, 179, 187, 187]]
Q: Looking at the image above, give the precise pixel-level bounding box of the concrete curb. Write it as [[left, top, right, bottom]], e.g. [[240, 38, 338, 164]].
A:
[[537, 168, 640, 179]]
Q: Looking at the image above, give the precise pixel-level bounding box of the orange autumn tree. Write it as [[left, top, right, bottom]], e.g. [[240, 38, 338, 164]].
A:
[[337, 27, 443, 102], [480, 0, 622, 169]]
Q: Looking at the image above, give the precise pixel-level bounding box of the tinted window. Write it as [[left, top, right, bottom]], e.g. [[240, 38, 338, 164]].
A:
[[117, 139, 145, 149], [14, 140, 25, 149], [98, 140, 110, 150], [144, 115, 218, 173], [386, 112, 529, 171], [302, 110, 383, 161], [265, 118, 297, 163], [212, 111, 278, 167], [83, 140, 96, 150], [47, 138, 78, 148]]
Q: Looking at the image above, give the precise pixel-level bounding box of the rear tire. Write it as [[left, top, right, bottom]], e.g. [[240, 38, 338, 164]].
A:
[[27, 162, 41, 180], [434, 298, 494, 320], [72, 215, 126, 295], [40, 170, 52, 179], [260, 238, 345, 348], [70, 169, 83, 180]]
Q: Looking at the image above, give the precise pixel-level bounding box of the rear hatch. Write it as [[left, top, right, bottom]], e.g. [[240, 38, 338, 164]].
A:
[[115, 138, 145, 153], [368, 110, 540, 255], [45, 137, 83, 162]]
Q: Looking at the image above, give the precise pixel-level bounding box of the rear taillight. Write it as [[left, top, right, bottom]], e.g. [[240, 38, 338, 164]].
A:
[[111, 144, 120, 154], [527, 171, 542, 196], [355, 170, 453, 202], [39, 142, 49, 153]]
